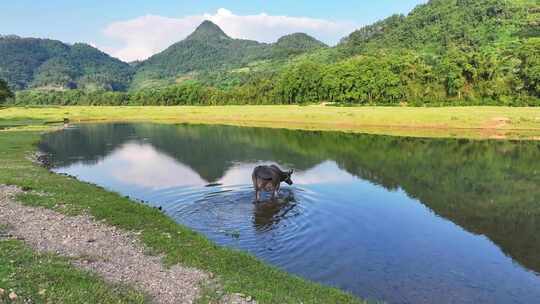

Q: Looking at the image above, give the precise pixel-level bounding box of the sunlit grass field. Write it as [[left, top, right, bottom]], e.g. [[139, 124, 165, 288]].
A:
[[2, 105, 540, 139]]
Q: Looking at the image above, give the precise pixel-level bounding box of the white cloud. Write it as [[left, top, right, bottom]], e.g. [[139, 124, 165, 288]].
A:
[[100, 8, 357, 62]]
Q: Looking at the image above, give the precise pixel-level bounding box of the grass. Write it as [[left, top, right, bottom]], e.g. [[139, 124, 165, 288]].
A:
[[1, 105, 540, 139], [0, 129, 365, 303], [0, 237, 147, 303]]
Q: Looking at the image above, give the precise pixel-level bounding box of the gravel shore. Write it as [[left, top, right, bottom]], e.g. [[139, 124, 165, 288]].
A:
[[0, 185, 210, 304]]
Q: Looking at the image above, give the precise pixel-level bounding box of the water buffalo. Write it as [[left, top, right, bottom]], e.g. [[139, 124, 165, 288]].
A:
[[252, 165, 294, 201]]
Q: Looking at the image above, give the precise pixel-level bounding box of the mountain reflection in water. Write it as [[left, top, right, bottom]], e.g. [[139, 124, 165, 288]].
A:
[[39, 123, 540, 304]]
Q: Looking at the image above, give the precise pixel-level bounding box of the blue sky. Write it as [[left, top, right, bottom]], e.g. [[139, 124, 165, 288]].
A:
[[1, 1, 426, 61]]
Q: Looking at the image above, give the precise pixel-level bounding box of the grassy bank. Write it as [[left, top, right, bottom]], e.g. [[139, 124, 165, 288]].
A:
[[0, 236, 147, 303], [0, 129, 365, 303], [1, 105, 540, 139]]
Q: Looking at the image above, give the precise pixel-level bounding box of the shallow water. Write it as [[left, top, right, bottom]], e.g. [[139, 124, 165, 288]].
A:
[[40, 123, 540, 304]]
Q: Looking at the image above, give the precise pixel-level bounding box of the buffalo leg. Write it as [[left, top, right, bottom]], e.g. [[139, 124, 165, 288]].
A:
[[273, 184, 280, 199]]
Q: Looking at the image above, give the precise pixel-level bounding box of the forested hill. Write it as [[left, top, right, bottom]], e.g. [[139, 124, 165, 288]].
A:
[[271, 33, 327, 57], [132, 21, 271, 87], [0, 36, 134, 91], [273, 0, 538, 105], [132, 21, 326, 89], [339, 0, 537, 54]]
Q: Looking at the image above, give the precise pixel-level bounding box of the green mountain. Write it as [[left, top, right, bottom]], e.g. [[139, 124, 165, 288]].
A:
[[272, 33, 327, 57], [132, 21, 326, 89], [339, 0, 537, 54], [270, 0, 539, 105], [131, 0, 537, 100], [0, 35, 133, 91]]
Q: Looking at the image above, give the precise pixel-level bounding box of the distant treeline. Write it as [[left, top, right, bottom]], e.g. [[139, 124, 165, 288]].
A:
[[6, 38, 540, 106]]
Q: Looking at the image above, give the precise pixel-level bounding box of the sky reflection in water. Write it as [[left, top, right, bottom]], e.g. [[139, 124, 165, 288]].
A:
[[40, 123, 540, 304]]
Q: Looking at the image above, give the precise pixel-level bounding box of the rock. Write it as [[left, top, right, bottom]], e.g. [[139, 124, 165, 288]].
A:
[[0, 288, 4, 295], [8, 291, 17, 300], [38, 288, 46, 296], [246, 295, 252, 301]]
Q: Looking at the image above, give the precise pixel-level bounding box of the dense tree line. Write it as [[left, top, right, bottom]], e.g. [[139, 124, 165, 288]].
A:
[[11, 37, 539, 106], [275, 39, 539, 105]]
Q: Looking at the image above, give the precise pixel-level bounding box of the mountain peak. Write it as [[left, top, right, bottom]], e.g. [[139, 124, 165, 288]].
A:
[[276, 33, 326, 46], [187, 20, 230, 41], [274, 33, 327, 55]]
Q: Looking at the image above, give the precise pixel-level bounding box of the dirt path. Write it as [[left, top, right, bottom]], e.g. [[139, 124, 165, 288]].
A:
[[479, 116, 511, 139], [0, 185, 253, 304]]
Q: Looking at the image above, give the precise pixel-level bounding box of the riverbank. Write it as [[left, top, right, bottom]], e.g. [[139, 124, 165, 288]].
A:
[[1, 105, 540, 139], [0, 129, 365, 303], [1, 185, 209, 304]]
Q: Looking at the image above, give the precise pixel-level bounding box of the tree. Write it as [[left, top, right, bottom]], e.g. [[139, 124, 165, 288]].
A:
[[0, 78, 13, 103], [518, 38, 540, 97], [274, 60, 326, 104]]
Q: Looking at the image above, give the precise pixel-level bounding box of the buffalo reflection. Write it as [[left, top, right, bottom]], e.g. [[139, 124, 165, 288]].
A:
[[252, 189, 298, 231]]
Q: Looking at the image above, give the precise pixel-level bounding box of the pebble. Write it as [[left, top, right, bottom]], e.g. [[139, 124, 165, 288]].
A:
[[8, 291, 17, 300]]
